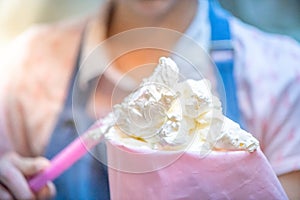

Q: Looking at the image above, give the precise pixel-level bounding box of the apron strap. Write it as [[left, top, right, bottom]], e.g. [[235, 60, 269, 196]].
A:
[[44, 34, 110, 200], [209, 0, 245, 128]]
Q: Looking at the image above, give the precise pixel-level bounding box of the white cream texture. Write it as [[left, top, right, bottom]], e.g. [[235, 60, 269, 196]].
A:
[[103, 57, 259, 152]]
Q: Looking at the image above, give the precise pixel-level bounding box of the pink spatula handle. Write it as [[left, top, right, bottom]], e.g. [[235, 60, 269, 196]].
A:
[[28, 129, 103, 192]]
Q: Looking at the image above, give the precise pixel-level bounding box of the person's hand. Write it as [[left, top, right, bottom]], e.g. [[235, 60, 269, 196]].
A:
[[0, 152, 56, 200]]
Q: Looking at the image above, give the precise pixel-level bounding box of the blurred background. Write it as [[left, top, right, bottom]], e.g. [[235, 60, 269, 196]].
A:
[[220, 0, 300, 42], [0, 0, 102, 51], [0, 0, 300, 57]]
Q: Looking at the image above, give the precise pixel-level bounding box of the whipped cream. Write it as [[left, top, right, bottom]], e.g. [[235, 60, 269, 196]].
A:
[[103, 57, 259, 152]]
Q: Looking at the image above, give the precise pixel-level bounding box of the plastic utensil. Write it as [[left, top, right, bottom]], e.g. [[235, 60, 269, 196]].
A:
[[28, 123, 105, 192]]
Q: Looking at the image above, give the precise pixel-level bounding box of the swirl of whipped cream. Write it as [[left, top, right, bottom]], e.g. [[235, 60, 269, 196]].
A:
[[114, 83, 181, 139], [103, 57, 259, 152], [112, 57, 183, 145]]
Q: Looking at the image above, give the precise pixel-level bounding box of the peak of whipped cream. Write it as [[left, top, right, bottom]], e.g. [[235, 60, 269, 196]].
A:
[[103, 57, 259, 153]]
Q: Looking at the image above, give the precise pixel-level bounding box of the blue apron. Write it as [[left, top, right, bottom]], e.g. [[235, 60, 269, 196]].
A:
[[44, 40, 110, 200], [44, 1, 243, 199], [209, 0, 245, 128]]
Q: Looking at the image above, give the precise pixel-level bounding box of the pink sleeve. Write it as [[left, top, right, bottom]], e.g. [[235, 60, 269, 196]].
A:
[[258, 39, 300, 176], [264, 74, 300, 175], [0, 21, 83, 156], [0, 29, 36, 155], [231, 18, 300, 176]]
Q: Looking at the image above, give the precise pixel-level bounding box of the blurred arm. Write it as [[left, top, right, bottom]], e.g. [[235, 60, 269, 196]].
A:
[[279, 171, 300, 200]]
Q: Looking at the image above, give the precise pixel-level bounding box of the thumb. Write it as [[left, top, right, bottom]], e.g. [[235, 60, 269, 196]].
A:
[[10, 154, 50, 176], [36, 181, 56, 200]]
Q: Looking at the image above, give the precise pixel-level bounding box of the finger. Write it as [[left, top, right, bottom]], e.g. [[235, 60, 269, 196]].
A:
[[36, 182, 56, 200], [0, 160, 34, 199], [0, 184, 13, 200], [10, 154, 50, 176]]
